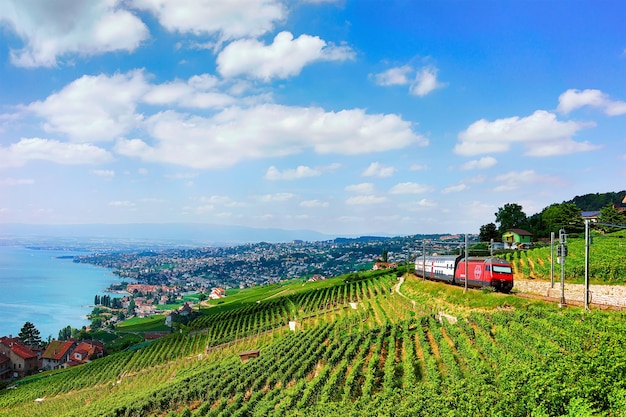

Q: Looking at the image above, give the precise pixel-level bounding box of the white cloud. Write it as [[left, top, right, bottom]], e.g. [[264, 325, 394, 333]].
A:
[[373, 65, 445, 97], [362, 162, 396, 178], [345, 183, 374, 194], [129, 0, 285, 41], [441, 183, 468, 194], [116, 105, 425, 169], [373, 65, 412, 86], [389, 182, 433, 194], [460, 156, 497, 170], [0, 177, 35, 186], [410, 66, 445, 97], [91, 169, 115, 178], [300, 200, 329, 208], [265, 165, 323, 180], [26, 70, 149, 142], [143, 74, 235, 109], [259, 192, 295, 202], [409, 164, 428, 171], [217, 31, 354, 81], [455, 110, 598, 156], [492, 170, 557, 192], [0, 138, 112, 169], [345, 195, 387, 205], [557, 89, 626, 116], [0, 0, 149, 67]]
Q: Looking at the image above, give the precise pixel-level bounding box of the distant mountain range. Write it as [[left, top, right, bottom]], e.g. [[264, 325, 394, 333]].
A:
[[0, 223, 339, 246]]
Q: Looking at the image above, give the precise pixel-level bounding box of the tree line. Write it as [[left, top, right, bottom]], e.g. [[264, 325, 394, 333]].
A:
[[479, 192, 626, 242]]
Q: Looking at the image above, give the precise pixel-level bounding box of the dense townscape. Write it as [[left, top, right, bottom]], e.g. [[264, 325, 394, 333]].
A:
[[73, 234, 463, 290]]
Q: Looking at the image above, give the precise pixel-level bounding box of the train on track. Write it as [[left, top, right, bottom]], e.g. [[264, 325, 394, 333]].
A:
[[414, 254, 514, 293]]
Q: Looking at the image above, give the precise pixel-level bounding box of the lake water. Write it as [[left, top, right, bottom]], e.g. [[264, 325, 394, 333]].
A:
[[0, 246, 122, 340]]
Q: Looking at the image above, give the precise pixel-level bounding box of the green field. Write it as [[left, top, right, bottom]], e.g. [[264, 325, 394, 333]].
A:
[[503, 232, 626, 284], [2, 267, 626, 416]]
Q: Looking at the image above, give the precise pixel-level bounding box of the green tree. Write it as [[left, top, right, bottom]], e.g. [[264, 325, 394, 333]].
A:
[[58, 325, 72, 341], [542, 202, 584, 234], [598, 203, 626, 232], [495, 203, 527, 233], [479, 222, 499, 242], [381, 249, 388, 263], [18, 321, 42, 347]]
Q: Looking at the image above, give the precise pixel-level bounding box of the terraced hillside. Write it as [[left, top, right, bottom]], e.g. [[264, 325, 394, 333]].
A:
[[2, 269, 626, 416], [504, 233, 626, 284]]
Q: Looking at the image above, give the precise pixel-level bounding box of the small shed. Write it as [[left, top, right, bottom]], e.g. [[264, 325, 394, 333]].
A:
[[238, 349, 260, 362], [502, 229, 532, 248]]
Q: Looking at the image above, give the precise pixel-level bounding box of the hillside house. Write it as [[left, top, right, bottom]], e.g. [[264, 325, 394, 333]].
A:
[[502, 229, 533, 249], [0, 337, 39, 378], [69, 341, 105, 365], [42, 340, 76, 370], [209, 287, 226, 300]]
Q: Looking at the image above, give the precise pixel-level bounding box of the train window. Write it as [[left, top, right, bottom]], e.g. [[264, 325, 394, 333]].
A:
[[485, 266, 490, 271], [493, 265, 512, 274]]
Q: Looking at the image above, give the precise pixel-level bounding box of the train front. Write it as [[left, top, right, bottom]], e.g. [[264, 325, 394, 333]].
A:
[[488, 258, 514, 293]]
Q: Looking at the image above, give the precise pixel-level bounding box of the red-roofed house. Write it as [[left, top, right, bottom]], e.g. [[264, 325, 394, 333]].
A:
[[42, 340, 76, 370], [69, 341, 105, 364], [9, 343, 38, 378], [0, 337, 39, 378]]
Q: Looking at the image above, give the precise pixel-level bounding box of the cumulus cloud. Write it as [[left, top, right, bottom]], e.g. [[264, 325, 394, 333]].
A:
[[26, 70, 149, 142], [130, 0, 284, 41], [410, 67, 445, 97], [116, 105, 425, 169], [217, 31, 354, 81], [264, 163, 339, 180], [259, 192, 295, 202], [557, 89, 626, 116], [441, 183, 468, 193], [345, 195, 387, 205], [0, 138, 112, 169], [373, 65, 445, 97], [0, 0, 149, 67], [362, 162, 396, 178], [143, 74, 235, 109], [345, 183, 375, 194], [300, 200, 329, 208], [455, 110, 598, 157], [373, 65, 413, 86], [460, 156, 497, 170], [492, 170, 557, 192], [389, 182, 433, 194]]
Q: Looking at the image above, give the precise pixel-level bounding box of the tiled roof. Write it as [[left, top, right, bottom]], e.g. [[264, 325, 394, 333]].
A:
[[11, 343, 37, 360], [505, 228, 532, 236], [43, 340, 74, 361]]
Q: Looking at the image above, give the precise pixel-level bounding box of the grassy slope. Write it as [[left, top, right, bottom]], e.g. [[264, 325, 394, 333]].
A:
[[3, 271, 626, 416]]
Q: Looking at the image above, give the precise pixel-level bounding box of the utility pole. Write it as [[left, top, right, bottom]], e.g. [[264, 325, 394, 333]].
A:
[[422, 239, 426, 280], [584, 220, 590, 311], [464, 234, 469, 293], [558, 228, 567, 307], [550, 231, 555, 289]]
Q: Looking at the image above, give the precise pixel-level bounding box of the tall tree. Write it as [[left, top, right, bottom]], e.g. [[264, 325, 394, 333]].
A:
[[598, 203, 626, 233], [542, 202, 584, 234], [495, 203, 528, 233], [479, 222, 499, 242], [18, 321, 42, 347], [58, 325, 72, 341]]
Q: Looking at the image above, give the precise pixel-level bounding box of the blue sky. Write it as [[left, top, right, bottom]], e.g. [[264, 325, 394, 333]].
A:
[[0, 0, 625, 236]]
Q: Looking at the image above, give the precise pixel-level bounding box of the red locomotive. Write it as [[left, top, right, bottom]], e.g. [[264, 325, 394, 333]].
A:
[[415, 254, 513, 293]]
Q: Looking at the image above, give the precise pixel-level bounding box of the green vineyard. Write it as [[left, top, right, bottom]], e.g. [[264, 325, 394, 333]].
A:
[[504, 234, 626, 284], [2, 270, 626, 416]]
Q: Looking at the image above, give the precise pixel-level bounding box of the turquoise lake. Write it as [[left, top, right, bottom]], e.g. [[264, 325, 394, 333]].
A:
[[0, 246, 121, 339]]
